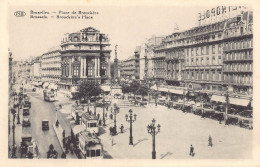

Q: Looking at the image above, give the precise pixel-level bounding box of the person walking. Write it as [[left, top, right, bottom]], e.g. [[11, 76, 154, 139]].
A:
[[189, 145, 194, 157], [120, 124, 124, 133], [208, 135, 213, 147]]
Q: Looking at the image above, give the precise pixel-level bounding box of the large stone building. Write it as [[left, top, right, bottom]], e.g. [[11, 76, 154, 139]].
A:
[[30, 56, 42, 81], [41, 46, 61, 83], [222, 11, 253, 95], [59, 27, 111, 90], [152, 8, 252, 96]]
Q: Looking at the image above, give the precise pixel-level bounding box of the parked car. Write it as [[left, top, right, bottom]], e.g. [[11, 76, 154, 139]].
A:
[[42, 120, 49, 130], [23, 107, 30, 116], [24, 101, 31, 108], [22, 118, 31, 127]]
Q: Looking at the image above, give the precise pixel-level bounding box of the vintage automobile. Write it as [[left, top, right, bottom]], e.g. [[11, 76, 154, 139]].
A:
[[22, 118, 31, 127], [24, 99, 31, 108], [23, 107, 30, 116], [20, 134, 40, 159], [42, 120, 49, 130]]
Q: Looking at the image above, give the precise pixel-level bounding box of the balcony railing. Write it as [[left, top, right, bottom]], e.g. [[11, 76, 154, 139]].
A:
[[223, 57, 253, 62], [223, 69, 252, 73]]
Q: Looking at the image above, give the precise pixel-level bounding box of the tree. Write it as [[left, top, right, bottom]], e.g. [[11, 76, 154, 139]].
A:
[[121, 83, 131, 94], [77, 81, 102, 112], [129, 80, 140, 98], [136, 85, 148, 100]]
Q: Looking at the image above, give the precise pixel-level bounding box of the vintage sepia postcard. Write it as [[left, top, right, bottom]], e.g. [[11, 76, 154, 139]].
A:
[[1, 0, 260, 167]]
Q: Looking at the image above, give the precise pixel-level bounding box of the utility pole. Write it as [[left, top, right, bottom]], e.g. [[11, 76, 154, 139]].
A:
[[125, 109, 137, 145]]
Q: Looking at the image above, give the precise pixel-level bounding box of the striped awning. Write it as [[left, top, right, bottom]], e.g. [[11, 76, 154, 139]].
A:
[[210, 95, 226, 103], [229, 98, 250, 107], [158, 87, 168, 92], [169, 89, 183, 95]]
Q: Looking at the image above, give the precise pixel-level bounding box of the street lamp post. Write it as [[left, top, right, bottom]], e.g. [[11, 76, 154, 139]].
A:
[[11, 109, 16, 158], [147, 118, 161, 159], [17, 102, 21, 124], [125, 109, 137, 145], [102, 94, 106, 126], [113, 103, 119, 135], [225, 90, 229, 125]]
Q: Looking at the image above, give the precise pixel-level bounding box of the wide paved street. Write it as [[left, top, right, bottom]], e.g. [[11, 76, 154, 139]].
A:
[[26, 90, 63, 158], [11, 84, 252, 159]]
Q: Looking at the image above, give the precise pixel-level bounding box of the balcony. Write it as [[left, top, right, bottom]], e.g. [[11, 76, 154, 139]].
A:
[[223, 69, 252, 73], [223, 57, 253, 63], [223, 80, 253, 86], [223, 46, 253, 52], [223, 31, 253, 40], [165, 75, 184, 81]]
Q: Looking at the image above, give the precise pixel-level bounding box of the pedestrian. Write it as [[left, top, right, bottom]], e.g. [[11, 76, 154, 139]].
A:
[[97, 113, 100, 120], [61, 152, 66, 159], [120, 124, 124, 133], [189, 145, 194, 157], [105, 113, 107, 118], [62, 130, 65, 139], [111, 136, 114, 146], [208, 135, 213, 147]]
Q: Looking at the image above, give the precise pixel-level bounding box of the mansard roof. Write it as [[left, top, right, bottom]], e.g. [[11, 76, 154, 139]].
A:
[[80, 27, 100, 33]]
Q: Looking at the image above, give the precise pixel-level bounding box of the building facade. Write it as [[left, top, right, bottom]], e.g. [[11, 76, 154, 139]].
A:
[[60, 27, 111, 90], [222, 11, 253, 95], [41, 47, 61, 83], [151, 9, 252, 96]]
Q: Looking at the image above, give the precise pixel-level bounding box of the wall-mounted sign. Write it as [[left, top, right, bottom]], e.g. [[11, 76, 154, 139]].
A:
[[198, 6, 246, 26]]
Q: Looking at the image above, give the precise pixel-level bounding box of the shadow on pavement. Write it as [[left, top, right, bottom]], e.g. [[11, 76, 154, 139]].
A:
[[98, 127, 107, 136], [133, 138, 148, 147], [103, 150, 113, 159], [160, 152, 173, 159]]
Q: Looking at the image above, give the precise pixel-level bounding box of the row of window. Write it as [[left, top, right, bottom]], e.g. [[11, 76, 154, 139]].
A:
[[224, 74, 253, 84], [223, 38, 253, 50], [186, 44, 221, 56], [62, 65, 107, 77], [224, 51, 253, 61], [186, 70, 222, 81], [224, 63, 253, 71], [187, 56, 221, 66]]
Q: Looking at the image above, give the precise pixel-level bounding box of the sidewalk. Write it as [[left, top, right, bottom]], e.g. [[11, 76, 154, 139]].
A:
[[52, 124, 77, 159], [8, 99, 23, 158]]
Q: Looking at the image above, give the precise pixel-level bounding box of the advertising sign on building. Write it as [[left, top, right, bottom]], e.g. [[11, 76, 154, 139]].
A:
[[197, 6, 246, 26]]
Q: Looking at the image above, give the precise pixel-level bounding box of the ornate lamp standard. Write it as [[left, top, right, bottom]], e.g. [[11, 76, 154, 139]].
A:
[[11, 108, 16, 158], [147, 118, 161, 159], [225, 90, 229, 125], [125, 109, 137, 145], [102, 94, 106, 126], [17, 96, 22, 124], [113, 103, 120, 135]]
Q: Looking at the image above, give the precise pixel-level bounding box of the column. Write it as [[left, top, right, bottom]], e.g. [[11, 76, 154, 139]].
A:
[[69, 58, 72, 77], [94, 57, 97, 77], [98, 57, 100, 77], [107, 56, 111, 78], [80, 57, 83, 77]]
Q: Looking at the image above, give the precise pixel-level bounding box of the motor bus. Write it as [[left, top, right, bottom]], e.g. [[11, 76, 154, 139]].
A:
[[81, 112, 99, 135], [78, 130, 103, 159], [43, 89, 55, 102]]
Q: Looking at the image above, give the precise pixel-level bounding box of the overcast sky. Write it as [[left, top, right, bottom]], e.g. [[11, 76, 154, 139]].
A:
[[9, 6, 218, 61]]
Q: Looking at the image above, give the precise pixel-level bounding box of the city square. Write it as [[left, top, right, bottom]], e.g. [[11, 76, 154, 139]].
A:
[[8, 5, 254, 160]]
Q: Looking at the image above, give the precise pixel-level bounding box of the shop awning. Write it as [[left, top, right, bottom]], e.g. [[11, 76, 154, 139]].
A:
[[210, 95, 226, 103], [158, 87, 168, 92], [169, 89, 184, 95], [229, 98, 250, 107], [73, 125, 85, 135], [42, 82, 49, 88], [150, 85, 158, 90], [101, 85, 111, 92]]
